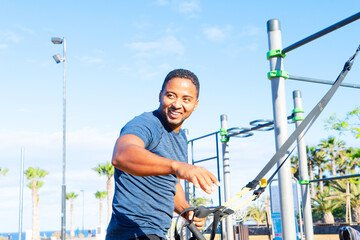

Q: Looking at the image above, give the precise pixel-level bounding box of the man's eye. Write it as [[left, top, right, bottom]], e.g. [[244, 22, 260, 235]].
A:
[[183, 98, 191, 103], [167, 94, 175, 99]]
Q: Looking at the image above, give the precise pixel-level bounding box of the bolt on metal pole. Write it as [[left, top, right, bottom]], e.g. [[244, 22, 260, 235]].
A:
[[293, 90, 314, 240], [220, 114, 234, 240], [267, 19, 297, 240]]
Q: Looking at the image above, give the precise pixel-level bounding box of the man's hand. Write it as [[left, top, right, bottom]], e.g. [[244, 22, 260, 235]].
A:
[[172, 161, 220, 194], [183, 211, 206, 231]]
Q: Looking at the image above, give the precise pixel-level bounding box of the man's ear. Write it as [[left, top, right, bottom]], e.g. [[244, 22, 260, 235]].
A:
[[159, 91, 162, 102], [194, 99, 199, 111]]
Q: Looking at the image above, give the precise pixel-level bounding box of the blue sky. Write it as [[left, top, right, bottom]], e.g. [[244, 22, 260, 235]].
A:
[[1, 0, 359, 233]]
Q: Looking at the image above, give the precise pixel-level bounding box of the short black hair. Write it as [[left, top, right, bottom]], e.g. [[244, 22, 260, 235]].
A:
[[161, 69, 200, 98]]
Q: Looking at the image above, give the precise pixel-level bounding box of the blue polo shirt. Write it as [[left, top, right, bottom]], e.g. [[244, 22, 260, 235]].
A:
[[106, 110, 188, 240]]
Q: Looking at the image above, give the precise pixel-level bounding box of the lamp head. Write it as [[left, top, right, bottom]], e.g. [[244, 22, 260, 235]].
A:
[[53, 54, 63, 64], [51, 37, 64, 44]]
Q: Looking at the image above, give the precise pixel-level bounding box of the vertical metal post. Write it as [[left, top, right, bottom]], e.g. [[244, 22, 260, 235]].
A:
[[184, 129, 191, 240], [81, 190, 85, 234], [267, 19, 297, 240], [61, 37, 67, 240], [184, 129, 191, 204], [18, 147, 25, 240], [220, 114, 234, 240], [293, 90, 314, 240]]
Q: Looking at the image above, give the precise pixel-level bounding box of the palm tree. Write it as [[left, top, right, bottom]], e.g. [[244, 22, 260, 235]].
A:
[[330, 148, 360, 223], [311, 148, 327, 194], [319, 137, 346, 176], [328, 180, 352, 223], [24, 167, 48, 240], [93, 162, 114, 222], [0, 167, 9, 176], [306, 146, 317, 198], [246, 201, 266, 226], [66, 192, 79, 238], [349, 180, 360, 222], [190, 195, 213, 207], [312, 186, 342, 224], [95, 191, 107, 226], [290, 155, 299, 179]]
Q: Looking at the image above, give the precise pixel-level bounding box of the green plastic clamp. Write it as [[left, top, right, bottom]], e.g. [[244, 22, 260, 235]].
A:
[[292, 116, 305, 122], [266, 49, 286, 59], [220, 128, 229, 142], [267, 70, 289, 80], [292, 108, 304, 114], [292, 108, 305, 122], [299, 179, 310, 185], [220, 138, 229, 142]]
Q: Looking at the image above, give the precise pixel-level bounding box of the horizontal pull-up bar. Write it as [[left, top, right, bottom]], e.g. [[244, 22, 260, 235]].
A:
[[288, 75, 360, 89], [299, 174, 360, 184], [283, 11, 360, 53]]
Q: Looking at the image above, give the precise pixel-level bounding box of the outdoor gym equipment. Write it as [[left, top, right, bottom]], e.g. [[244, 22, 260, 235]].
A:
[[179, 11, 360, 240]]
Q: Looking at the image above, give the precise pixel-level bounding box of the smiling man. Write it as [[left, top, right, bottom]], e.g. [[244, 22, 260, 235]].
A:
[[106, 69, 220, 240]]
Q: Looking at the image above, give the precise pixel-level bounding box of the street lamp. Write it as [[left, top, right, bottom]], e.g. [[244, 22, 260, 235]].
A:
[[51, 36, 67, 240], [80, 190, 84, 235]]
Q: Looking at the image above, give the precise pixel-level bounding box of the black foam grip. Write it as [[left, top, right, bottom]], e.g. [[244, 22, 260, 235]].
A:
[[188, 223, 205, 240]]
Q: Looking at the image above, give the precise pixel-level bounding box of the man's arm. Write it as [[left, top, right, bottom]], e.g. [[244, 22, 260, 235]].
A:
[[174, 181, 205, 230], [112, 134, 220, 194]]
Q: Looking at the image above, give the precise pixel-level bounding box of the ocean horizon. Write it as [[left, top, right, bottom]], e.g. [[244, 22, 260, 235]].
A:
[[0, 229, 96, 240]]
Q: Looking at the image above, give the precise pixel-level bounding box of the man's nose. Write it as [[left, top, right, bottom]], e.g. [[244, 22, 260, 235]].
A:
[[172, 98, 182, 108]]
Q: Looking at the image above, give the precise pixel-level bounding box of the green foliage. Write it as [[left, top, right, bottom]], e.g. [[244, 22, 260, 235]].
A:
[[190, 194, 213, 207], [246, 200, 266, 226], [95, 191, 107, 199], [332, 206, 345, 218], [325, 106, 360, 139], [312, 187, 342, 213], [0, 167, 9, 176], [66, 192, 79, 200], [24, 167, 48, 190], [93, 162, 114, 179]]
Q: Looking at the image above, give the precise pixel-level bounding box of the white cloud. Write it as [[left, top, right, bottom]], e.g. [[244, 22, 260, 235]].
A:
[[3, 31, 22, 43], [154, 0, 169, 6], [239, 25, 261, 37], [0, 128, 116, 231], [178, 1, 201, 17], [246, 43, 259, 51], [77, 56, 104, 66], [0, 31, 22, 49], [203, 25, 232, 43], [15, 24, 36, 35], [127, 35, 184, 57]]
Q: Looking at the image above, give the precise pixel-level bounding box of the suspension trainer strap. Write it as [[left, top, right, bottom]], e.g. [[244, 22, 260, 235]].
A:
[[247, 43, 360, 189]]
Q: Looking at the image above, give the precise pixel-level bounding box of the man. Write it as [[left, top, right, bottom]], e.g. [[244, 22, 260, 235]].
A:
[[106, 69, 220, 240]]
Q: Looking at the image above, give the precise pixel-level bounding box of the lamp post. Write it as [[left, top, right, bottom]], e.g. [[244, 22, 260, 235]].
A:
[[51, 37, 67, 240], [80, 190, 84, 235]]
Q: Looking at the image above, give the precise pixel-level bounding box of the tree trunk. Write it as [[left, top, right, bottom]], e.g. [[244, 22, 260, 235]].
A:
[[309, 164, 316, 198], [32, 181, 40, 240], [324, 212, 334, 224], [99, 199, 103, 226], [331, 157, 336, 176], [70, 200, 75, 238], [107, 178, 112, 223], [353, 205, 360, 223], [319, 168, 324, 193], [346, 180, 352, 223]]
